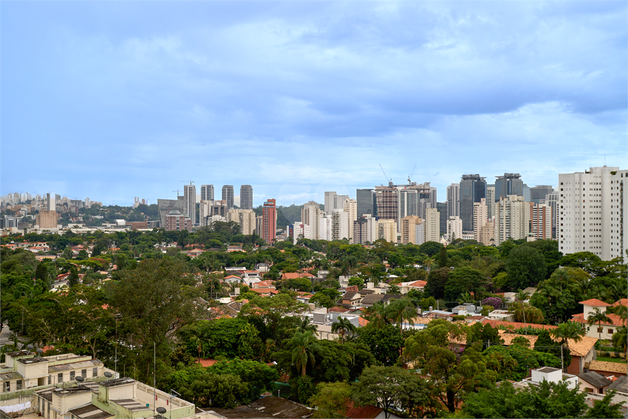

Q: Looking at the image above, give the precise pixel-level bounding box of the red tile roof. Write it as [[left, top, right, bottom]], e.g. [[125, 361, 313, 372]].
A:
[[329, 307, 350, 313], [345, 403, 383, 419], [197, 359, 219, 367], [409, 280, 427, 287], [482, 319, 557, 330], [579, 299, 610, 307], [612, 299, 628, 307], [572, 312, 626, 327]]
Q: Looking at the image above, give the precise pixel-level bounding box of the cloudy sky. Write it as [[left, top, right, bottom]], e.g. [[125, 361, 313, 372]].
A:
[[2, 1, 626, 206]]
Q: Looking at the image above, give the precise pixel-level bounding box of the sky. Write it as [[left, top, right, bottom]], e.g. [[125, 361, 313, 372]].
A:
[[1, 1, 626, 207]]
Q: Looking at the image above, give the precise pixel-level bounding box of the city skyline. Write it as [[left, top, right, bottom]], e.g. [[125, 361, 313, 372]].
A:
[[2, 1, 626, 205]]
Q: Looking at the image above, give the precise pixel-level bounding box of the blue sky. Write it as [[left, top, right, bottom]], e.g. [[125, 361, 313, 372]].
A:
[[2, 1, 626, 206]]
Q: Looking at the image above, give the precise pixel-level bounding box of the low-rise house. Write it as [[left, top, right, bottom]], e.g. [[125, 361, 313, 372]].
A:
[[587, 360, 628, 377], [341, 291, 363, 308], [578, 371, 612, 395], [571, 299, 627, 341], [515, 367, 579, 390], [223, 275, 241, 285]]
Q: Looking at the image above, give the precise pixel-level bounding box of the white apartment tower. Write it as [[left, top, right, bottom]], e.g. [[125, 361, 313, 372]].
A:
[[324, 192, 337, 214], [424, 207, 440, 243], [183, 184, 197, 225], [495, 195, 528, 245], [343, 198, 357, 241], [302, 201, 321, 240], [473, 198, 488, 242], [332, 210, 351, 241], [446, 183, 460, 217], [447, 215, 463, 243], [558, 166, 626, 261]]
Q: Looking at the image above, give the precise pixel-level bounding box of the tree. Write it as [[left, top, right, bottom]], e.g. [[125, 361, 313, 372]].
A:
[[437, 246, 449, 269], [331, 317, 356, 344], [68, 266, 80, 288], [550, 322, 584, 371], [505, 246, 547, 290], [584, 390, 626, 418], [352, 366, 430, 419], [206, 359, 279, 403], [357, 324, 404, 366], [587, 308, 611, 341], [385, 299, 417, 332], [444, 267, 487, 301], [425, 267, 449, 299], [290, 331, 321, 377], [309, 382, 352, 418]]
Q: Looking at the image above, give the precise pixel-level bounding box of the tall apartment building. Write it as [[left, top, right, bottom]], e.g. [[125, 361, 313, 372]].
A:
[[200, 184, 214, 202], [240, 185, 253, 209], [473, 198, 488, 242], [544, 190, 559, 239], [46, 193, 55, 211], [302, 201, 321, 240], [486, 185, 496, 219], [424, 207, 440, 243], [36, 210, 58, 229], [332, 210, 351, 241], [478, 219, 495, 246], [356, 189, 376, 217], [324, 192, 337, 213], [375, 185, 399, 223], [437, 202, 448, 236], [460, 175, 486, 232], [353, 215, 378, 245], [495, 195, 528, 245], [227, 209, 256, 235], [531, 185, 554, 204], [343, 198, 357, 241], [183, 184, 196, 225], [376, 219, 397, 243], [222, 185, 234, 209], [528, 202, 552, 241], [447, 216, 463, 242], [262, 199, 277, 243], [495, 173, 524, 202], [400, 215, 423, 245], [446, 183, 460, 217], [558, 166, 626, 260]]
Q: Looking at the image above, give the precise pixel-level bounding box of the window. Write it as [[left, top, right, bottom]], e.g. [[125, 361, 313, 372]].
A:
[[58, 373, 63, 383], [16, 380, 22, 390], [93, 368, 98, 377], [4, 382, 9, 392], [597, 327, 603, 333], [70, 371, 75, 380], [48, 375, 51, 385], [608, 329, 614, 334], [81, 369, 87, 378]]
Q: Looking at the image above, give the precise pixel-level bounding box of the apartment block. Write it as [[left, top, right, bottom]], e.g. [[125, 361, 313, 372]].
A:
[[424, 207, 440, 243], [227, 209, 256, 235], [495, 195, 528, 245], [447, 216, 463, 242], [400, 215, 423, 245], [473, 198, 488, 242]]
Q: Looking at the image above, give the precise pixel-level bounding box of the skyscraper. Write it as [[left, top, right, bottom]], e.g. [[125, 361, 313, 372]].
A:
[[424, 208, 440, 243], [530, 185, 554, 204], [495, 195, 528, 245], [324, 192, 337, 214], [437, 202, 448, 236], [262, 199, 277, 243], [240, 185, 253, 209], [460, 175, 486, 232], [558, 166, 626, 261], [356, 189, 376, 217], [494, 173, 524, 201], [473, 198, 488, 243], [184, 184, 197, 225], [446, 183, 460, 217], [201, 185, 214, 202], [375, 185, 399, 223], [302, 201, 321, 240], [343, 198, 357, 242], [222, 185, 234, 209]]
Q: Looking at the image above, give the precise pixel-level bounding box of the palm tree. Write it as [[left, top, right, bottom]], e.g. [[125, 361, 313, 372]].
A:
[[331, 317, 356, 344], [290, 331, 321, 377], [612, 326, 627, 353], [385, 299, 417, 332], [295, 317, 317, 334], [364, 302, 390, 329], [550, 321, 585, 371], [587, 308, 612, 341]]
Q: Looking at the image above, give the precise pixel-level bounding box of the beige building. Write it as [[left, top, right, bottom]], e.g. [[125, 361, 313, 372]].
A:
[[495, 195, 528, 245], [473, 198, 488, 242], [342, 199, 357, 242], [301, 201, 321, 240], [376, 219, 397, 243], [227, 209, 256, 235], [36, 210, 58, 229], [478, 219, 495, 246], [424, 208, 440, 243], [400, 215, 423, 245]]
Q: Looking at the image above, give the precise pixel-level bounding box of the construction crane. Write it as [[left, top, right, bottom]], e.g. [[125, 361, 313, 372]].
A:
[[173, 190, 179, 196], [379, 164, 393, 186], [179, 180, 194, 185], [408, 162, 417, 184]]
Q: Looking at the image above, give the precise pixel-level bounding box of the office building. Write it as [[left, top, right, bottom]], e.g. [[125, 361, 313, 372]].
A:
[[447, 216, 463, 243], [558, 166, 626, 260], [222, 185, 234, 209], [486, 185, 496, 219], [335, 194, 349, 210], [528, 202, 553, 241], [495, 173, 524, 201], [199, 200, 228, 226], [227, 209, 256, 235], [164, 210, 193, 232], [531, 185, 554, 204], [473, 198, 489, 243], [343, 198, 357, 242], [495, 195, 528, 245], [262, 199, 277, 243], [324, 192, 337, 214], [446, 183, 460, 217], [424, 207, 440, 243], [460, 175, 487, 232], [183, 184, 196, 225], [36, 210, 58, 229], [400, 215, 423, 245], [375, 185, 399, 223], [240, 185, 253, 209], [356, 189, 376, 217], [200, 184, 214, 202], [398, 189, 419, 221], [544, 190, 559, 239], [302, 201, 321, 240], [437, 202, 448, 236]]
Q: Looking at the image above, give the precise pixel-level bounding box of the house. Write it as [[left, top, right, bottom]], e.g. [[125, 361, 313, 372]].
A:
[[341, 291, 363, 308], [185, 248, 205, 258], [587, 360, 628, 377], [571, 298, 627, 340], [223, 275, 241, 285], [345, 402, 402, 419], [360, 294, 384, 308], [281, 272, 315, 280], [515, 367, 578, 390], [578, 371, 612, 395]]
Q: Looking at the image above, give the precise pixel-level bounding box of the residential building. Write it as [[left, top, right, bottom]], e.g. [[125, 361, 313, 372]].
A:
[[376, 219, 397, 243], [424, 207, 440, 243], [353, 215, 377, 245], [46, 193, 55, 211], [495, 195, 528, 245], [335, 194, 349, 210], [331, 210, 351, 241], [343, 198, 357, 241], [495, 173, 524, 202], [324, 192, 336, 214], [571, 298, 627, 341], [544, 190, 559, 239], [200, 184, 214, 202], [486, 185, 496, 219], [302, 201, 321, 240], [558, 166, 626, 261], [400, 215, 423, 245], [528, 202, 553, 240], [36, 210, 58, 229], [460, 174, 487, 232], [262, 199, 277, 243], [164, 210, 193, 232], [227, 209, 256, 235], [240, 185, 253, 209], [531, 185, 554, 204], [398, 189, 419, 221], [447, 216, 463, 243], [473, 198, 488, 242], [319, 213, 332, 241], [356, 189, 376, 217], [183, 184, 196, 225], [199, 200, 227, 226], [221, 185, 234, 209], [437, 202, 448, 236], [478, 219, 495, 246], [446, 183, 460, 217]]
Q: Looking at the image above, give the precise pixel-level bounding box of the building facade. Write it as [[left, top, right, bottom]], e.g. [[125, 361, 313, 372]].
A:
[[164, 210, 193, 231], [473, 198, 488, 243], [460, 175, 486, 232], [200, 184, 214, 202], [447, 216, 463, 243], [356, 189, 376, 217], [183, 184, 196, 225], [262, 199, 277, 243], [400, 215, 423, 245], [227, 209, 256, 235], [528, 202, 553, 241], [240, 185, 253, 209], [424, 208, 440, 243], [446, 183, 460, 218], [495, 195, 528, 245], [495, 173, 524, 202], [222, 185, 234, 210], [302, 201, 321, 240]]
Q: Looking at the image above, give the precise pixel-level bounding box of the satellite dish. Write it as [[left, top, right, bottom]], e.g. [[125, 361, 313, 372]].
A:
[[104, 372, 113, 378], [156, 407, 167, 414], [36, 348, 44, 357], [76, 376, 84, 382], [26, 344, 34, 351]]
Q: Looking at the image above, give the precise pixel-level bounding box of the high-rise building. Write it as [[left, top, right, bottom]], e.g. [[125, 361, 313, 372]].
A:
[[544, 190, 559, 239], [531, 185, 554, 204], [495, 195, 528, 245], [343, 199, 357, 242], [353, 215, 378, 245], [460, 175, 487, 232], [375, 185, 399, 223], [446, 183, 460, 217], [335, 195, 349, 210], [437, 202, 448, 236], [473, 198, 488, 243], [184, 184, 197, 225], [479, 220, 495, 246], [558, 166, 626, 260], [398, 189, 419, 221], [331, 210, 351, 241], [262, 199, 277, 243], [447, 216, 463, 243], [356, 189, 376, 217], [528, 202, 552, 241], [227, 209, 256, 235], [324, 192, 337, 214], [222, 185, 234, 209], [400, 215, 423, 245], [36, 210, 58, 229], [201, 185, 214, 202], [302, 201, 321, 240], [495, 173, 524, 201], [240, 185, 253, 209], [376, 219, 397, 243], [46, 193, 55, 212], [424, 208, 440, 243], [486, 186, 496, 219]]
